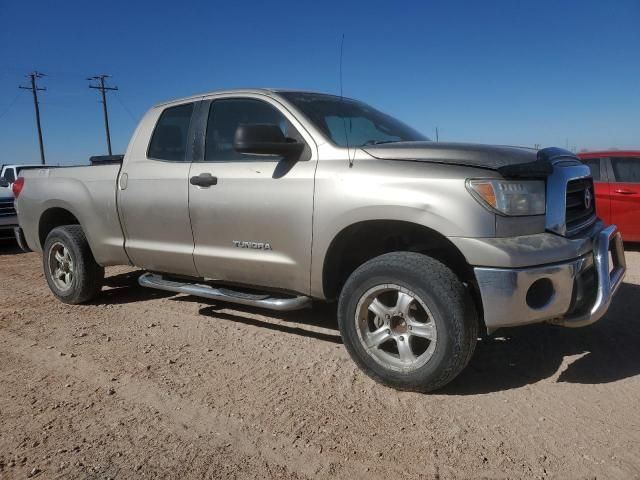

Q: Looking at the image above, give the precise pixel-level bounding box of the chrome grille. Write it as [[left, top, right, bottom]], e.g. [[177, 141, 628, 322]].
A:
[[0, 199, 16, 218], [565, 178, 596, 236]]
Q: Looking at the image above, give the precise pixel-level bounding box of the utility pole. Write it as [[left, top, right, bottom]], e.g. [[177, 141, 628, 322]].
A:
[[88, 75, 118, 155], [435, 127, 439, 142], [19, 71, 46, 164]]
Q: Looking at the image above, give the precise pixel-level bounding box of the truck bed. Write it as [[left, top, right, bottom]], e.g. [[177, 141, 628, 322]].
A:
[[17, 164, 130, 266]]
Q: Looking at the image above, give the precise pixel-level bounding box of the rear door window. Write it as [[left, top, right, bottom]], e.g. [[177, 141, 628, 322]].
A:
[[611, 157, 640, 183], [148, 103, 194, 161]]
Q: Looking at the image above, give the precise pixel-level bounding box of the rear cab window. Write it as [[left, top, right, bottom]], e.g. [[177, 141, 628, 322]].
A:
[[147, 103, 194, 161]]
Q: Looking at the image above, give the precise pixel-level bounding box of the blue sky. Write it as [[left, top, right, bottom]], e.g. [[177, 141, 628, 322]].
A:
[[1, 0, 638, 165]]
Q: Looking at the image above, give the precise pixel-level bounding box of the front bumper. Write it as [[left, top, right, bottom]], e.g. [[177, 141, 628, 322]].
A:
[[474, 225, 626, 331]]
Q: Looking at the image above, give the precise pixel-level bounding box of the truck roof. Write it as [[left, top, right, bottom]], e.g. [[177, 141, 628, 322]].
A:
[[152, 88, 342, 108]]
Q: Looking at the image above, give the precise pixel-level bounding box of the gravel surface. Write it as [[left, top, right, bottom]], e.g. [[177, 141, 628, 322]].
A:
[[1, 243, 639, 479]]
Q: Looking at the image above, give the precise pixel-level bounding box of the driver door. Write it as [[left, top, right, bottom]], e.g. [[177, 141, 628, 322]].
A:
[[188, 95, 317, 293]]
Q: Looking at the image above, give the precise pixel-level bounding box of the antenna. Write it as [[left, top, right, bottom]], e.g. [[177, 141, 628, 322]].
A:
[[339, 33, 344, 98], [339, 34, 354, 167]]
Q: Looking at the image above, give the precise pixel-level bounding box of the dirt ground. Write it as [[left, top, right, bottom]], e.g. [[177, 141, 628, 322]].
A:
[[1, 244, 639, 480]]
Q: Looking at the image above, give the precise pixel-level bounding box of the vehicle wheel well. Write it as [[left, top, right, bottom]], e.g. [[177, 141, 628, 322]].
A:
[[322, 220, 481, 315], [39, 208, 80, 247]]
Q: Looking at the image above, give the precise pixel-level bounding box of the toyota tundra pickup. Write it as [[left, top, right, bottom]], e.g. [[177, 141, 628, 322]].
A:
[[14, 89, 627, 391]]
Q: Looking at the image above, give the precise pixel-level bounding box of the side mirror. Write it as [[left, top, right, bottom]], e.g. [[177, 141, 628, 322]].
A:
[[0, 179, 9, 188], [234, 124, 304, 160]]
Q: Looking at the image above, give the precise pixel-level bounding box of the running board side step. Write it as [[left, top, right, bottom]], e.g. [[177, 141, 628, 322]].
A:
[[138, 273, 312, 311]]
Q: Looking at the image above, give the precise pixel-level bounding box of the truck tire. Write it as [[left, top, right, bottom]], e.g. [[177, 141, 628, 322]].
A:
[[338, 252, 478, 392], [43, 225, 104, 304]]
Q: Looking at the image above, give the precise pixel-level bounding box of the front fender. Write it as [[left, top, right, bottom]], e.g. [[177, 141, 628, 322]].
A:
[[310, 157, 497, 298]]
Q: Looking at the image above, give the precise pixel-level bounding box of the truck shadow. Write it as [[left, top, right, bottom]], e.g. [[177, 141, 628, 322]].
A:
[[182, 297, 342, 344], [624, 242, 640, 252], [0, 240, 25, 255], [92, 270, 175, 305], [190, 285, 640, 393], [442, 281, 640, 395], [97, 270, 640, 394]]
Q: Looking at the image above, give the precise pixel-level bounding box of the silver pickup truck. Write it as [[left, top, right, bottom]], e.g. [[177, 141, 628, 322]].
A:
[[15, 89, 626, 391]]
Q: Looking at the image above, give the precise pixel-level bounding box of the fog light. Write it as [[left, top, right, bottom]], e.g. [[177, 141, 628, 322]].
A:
[[526, 278, 555, 310]]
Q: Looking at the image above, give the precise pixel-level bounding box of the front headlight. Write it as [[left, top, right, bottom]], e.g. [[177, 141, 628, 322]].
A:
[[466, 179, 546, 216]]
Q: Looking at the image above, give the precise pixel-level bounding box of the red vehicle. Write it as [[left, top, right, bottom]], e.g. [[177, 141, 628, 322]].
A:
[[578, 150, 640, 242]]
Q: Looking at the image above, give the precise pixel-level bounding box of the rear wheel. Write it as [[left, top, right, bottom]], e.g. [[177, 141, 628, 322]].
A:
[[338, 252, 478, 392], [43, 225, 104, 304]]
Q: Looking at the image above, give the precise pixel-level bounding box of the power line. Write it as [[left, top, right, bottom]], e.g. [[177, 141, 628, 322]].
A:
[[19, 71, 47, 165], [113, 90, 138, 124], [88, 74, 118, 155], [0, 92, 21, 121]]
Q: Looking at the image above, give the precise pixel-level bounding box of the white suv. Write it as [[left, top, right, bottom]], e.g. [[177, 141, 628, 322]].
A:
[[0, 164, 43, 240], [1, 164, 43, 185]]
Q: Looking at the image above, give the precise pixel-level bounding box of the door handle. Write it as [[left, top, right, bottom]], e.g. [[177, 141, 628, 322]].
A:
[[614, 188, 637, 195], [190, 173, 218, 187]]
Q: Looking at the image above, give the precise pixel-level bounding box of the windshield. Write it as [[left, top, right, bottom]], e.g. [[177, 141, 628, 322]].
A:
[[280, 92, 428, 148]]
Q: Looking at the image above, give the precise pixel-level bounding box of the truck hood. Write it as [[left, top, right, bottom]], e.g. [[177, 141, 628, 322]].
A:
[[361, 141, 562, 175]]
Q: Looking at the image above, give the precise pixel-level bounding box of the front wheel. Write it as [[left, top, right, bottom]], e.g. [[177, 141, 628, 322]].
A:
[[338, 252, 478, 392], [43, 225, 104, 304]]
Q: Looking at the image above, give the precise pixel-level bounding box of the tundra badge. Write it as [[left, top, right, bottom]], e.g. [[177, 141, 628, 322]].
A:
[[232, 240, 273, 250]]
